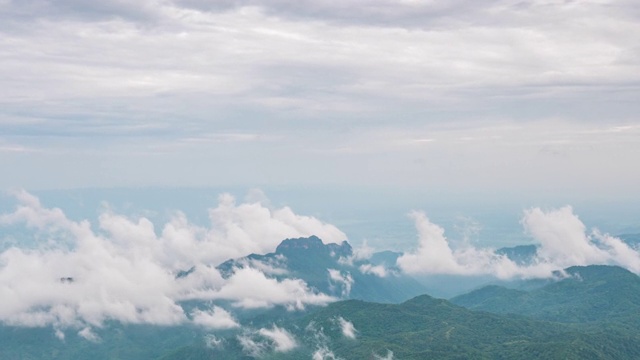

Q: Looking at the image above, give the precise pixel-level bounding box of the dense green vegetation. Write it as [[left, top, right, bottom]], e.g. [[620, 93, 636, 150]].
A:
[[451, 265, 640, 327]]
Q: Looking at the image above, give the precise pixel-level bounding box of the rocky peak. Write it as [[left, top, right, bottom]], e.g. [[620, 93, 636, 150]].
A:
[[275, 236, 352, 257]]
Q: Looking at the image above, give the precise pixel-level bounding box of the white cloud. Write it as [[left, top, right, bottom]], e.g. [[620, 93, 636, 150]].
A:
[[78, 327, 100, 342], [523, 206, 640, 273], [0, 190, 339, 331], [313, 346, 341, 360], [522, 206, 609, 266], [191, 306, 239, 329], [237, 325, 297, 356], [373, 350, 395, 360], [358, 263, 387, 277], [327, 269, 354, 297], [237, 332, 267, 358], [204, 334, 224, 349], [397, 211, 519, 277], [258, 326, 298, 352], [397, 206, 640, 279], [206, 267, 335, 310], [336, 317, 356, 339]]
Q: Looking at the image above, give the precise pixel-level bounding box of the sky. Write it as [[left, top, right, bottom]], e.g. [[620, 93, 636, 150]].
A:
[[1, 2, 640, 343], [0, 0, 639, 200]]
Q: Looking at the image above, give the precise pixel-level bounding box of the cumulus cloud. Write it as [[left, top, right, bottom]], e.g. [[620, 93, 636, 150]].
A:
[[397, 211, 521, 278], [191, 306, 239, 329], [398, 206, 640, 279], [358, 264, 387, 277], [521, 206, 608, 267], [522, 206, 640, 273], [0, 190, 339, 331], [206, 267, 335, 310], [258, 326, 298, 352]]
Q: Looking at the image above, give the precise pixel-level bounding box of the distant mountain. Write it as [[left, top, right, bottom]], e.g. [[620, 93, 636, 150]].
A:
[[619, 233, 640, 248], [496, 233, 640, 265], [496, 244, 539, 265], [451, 265, 640, 326], [217, 235, 426, 303]]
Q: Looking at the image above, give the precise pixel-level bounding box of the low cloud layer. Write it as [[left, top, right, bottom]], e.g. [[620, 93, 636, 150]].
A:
[[0, 190, 341, 331], [398, 206, 640, 278], [2, 189, 638, 335]]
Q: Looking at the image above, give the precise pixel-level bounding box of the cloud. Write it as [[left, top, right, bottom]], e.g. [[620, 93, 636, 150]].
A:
[[327, 269, 354, 297], [521, 206, 609, 267], [306, 321, 343, 360], [373, 350, 395, 360], [336, 317, 356, 339], [0, 190, 339, 331], [206, 193, 347, 259], [191, 306, 239, 329], [205, 267, 335, 310], [204, 334, 224, 349], [397, 211, 521, 278], [1, 0, 639, 194], [78, 327, 100, 342], [523, 206, 640, 273], [358, 264, 387, 277], [237, 332, 267, 357], [397, 206, 640, 279], [313, 346, 341, 360], [237, 326, 297, 356], [258, 326, 298, 352]]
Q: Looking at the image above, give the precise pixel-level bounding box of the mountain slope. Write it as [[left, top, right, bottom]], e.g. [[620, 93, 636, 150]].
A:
[[451, 265, 640, 326], [217, 235, 426, 303]]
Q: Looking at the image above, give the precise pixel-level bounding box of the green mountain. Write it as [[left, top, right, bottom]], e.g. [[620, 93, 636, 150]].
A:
[[6, 265, 640, 359], [163, 293, 640, 360], [451, 265, 640, 326], [217, 236, 426, 303]]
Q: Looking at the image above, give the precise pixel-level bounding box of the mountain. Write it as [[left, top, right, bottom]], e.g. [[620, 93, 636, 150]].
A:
[[451, 265, 640, 326], [496, 244, 538, 265], [619, 233, 640, 248], [7, 265, 640, 359], [163, 293, 640, 360], [496, 233, 640, 265], [217, 235, 426, 303]]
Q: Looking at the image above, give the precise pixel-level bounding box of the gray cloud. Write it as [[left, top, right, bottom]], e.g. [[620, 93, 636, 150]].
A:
[[0, 0, 638, 194]]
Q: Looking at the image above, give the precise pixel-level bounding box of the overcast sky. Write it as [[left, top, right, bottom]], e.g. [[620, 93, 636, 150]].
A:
[[1, 0, 639, 200]]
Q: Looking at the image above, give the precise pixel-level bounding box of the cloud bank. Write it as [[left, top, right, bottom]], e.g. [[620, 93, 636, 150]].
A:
[[0, 190, 341, 331], [398, 206, 640, 278]]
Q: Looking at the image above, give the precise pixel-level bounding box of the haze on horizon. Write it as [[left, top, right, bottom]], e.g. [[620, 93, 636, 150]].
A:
[[0, 0, 638, 203]]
